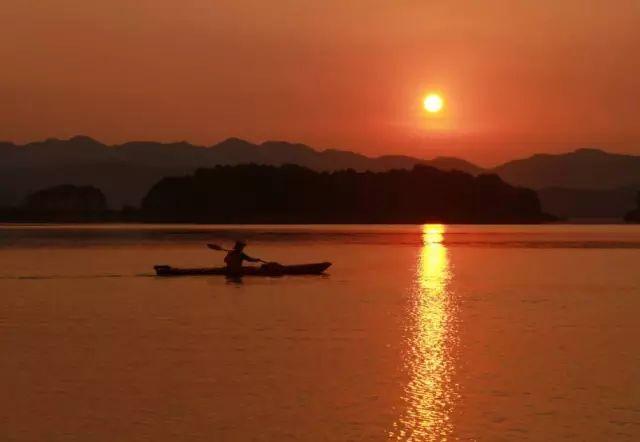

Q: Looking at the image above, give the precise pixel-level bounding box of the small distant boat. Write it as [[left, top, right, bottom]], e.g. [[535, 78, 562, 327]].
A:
[[154, 262, 331, 277]]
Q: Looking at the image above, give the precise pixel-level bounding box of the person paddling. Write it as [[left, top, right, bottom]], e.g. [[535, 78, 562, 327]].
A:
[[207, 241, 263, 275]]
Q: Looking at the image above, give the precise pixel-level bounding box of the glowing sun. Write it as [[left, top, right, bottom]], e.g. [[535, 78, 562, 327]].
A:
[[423, 93, 444, 113]]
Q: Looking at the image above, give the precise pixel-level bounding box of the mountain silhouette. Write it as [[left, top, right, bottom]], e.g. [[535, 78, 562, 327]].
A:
[[1, 137, 639, 218], [492, 148, 640, 190], [492, 148, 640, 219], [0, 136, 483, 208]]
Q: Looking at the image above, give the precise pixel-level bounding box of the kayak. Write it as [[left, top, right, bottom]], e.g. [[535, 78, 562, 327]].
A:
[[153, 262, 331, 277]]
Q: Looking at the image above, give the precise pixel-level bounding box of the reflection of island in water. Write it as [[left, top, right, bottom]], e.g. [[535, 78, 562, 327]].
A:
[[391, 224, 459, 440]]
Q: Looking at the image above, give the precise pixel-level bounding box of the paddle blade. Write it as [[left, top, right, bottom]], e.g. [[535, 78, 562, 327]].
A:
[[207, 243, 224, 251]]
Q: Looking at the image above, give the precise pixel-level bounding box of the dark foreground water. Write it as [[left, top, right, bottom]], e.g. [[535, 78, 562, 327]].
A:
[[1, 224, 639, 441]]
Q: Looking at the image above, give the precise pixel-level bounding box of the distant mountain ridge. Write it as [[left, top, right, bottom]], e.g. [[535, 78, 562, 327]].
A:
[[0, 136, 483, 208], [490, 148, 640, 218], [492, 148, 640, 190], [1, 136, 639, 218], [0, 135, 484, 173]]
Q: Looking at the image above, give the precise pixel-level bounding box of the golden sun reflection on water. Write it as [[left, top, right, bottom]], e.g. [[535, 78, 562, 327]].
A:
[[390, 224, 458, 441]]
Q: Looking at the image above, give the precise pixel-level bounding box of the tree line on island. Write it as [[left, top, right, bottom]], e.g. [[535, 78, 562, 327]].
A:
[[1, 164, 561, 223]]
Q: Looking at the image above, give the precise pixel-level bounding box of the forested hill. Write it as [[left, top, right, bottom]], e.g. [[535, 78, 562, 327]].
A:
[[141, 164, 553, 224]]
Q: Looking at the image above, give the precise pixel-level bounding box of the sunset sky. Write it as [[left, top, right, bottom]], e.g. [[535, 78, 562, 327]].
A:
[[3, 0, 639, 165]]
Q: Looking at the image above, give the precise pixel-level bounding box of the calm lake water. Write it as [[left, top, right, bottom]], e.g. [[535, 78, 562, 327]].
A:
[[1, 224, 639, 441]]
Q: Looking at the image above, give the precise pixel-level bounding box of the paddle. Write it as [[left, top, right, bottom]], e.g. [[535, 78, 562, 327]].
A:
[[206, 243, 269, 264]]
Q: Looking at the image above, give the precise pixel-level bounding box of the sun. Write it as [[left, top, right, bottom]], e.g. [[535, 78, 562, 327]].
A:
[[423, 93, 444, 113]]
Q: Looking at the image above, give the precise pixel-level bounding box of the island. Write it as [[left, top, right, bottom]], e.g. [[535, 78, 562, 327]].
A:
[[1, 185, 108, 222], [141, 164, 554, 223]]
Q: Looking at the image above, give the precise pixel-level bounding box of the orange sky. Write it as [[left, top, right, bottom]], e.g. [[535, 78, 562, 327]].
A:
[[2, 0, 639, 165]]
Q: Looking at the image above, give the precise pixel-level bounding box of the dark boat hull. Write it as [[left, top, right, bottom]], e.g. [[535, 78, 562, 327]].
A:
[[154, 262, 331, 277]]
